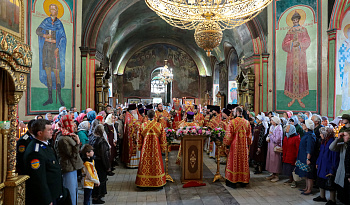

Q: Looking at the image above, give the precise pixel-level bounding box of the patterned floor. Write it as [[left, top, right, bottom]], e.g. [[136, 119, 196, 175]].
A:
[[77, 151, 344, 205]]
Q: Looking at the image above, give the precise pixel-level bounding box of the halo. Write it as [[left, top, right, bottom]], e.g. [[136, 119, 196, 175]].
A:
[[286, 9, 306, 28], [344, 24, 350, 39], [43, 0, 64, 19]]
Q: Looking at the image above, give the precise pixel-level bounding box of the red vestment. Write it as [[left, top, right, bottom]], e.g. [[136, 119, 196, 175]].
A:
[[122, 112, 142, 168], [282, 25, 311, 100], [224, 117, 252, 184], [155, 110, 170, 129], [194, 113, 204, 127], [135, 120, 167, 187]]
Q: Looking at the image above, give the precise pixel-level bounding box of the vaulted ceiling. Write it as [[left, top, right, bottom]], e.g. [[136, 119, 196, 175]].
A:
[[82, 0, 268, 76]]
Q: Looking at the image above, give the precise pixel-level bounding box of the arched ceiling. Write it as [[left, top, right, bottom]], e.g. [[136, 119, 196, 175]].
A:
[[82, 0, 268, 76]]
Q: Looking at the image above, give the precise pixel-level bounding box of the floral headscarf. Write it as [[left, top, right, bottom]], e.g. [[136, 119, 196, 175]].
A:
[[280, 117, 288, 126], [78, 121, 90, 132], [76, 113, 87, 124], [58, 115, 75, 136]]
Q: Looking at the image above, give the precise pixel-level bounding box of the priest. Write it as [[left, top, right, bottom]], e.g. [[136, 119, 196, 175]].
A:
[[122, 104, 142, 168], [194, 105, 204, 126], [224, 106, 252, 188], [155, 104, 170, 129], [217, 108, 231, 163], [208, 106, 221, 158], [136, 110, 167, 189], [176, 111, 199, 165]]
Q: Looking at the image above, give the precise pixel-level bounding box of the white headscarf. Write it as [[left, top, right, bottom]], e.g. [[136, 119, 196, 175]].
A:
[[305, 119, 315, 130], [78, 121, 90, 132], [271, 116, 281, 125], [259, 113, 269, 134], [104, 114, 118, 144]]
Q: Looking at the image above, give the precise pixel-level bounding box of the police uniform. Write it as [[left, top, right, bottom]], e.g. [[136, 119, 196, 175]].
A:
[[16, 131, 34, 175], [24, 138, 65, 205]]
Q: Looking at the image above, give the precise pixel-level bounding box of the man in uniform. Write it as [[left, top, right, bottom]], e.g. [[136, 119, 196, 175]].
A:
[[16, 119, 36, 175], [24, 119, 68, 205], [155, 103, 170, 129]]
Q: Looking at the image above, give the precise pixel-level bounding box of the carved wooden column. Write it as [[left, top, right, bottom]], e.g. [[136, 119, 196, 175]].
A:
[[95, 70, 104, 113]]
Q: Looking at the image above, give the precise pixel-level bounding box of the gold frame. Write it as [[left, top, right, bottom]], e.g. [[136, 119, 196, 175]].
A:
[[0, 0, 24, 42]]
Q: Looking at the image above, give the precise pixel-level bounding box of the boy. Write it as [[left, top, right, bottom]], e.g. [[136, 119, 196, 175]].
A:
[[81, 144, 100, 205]]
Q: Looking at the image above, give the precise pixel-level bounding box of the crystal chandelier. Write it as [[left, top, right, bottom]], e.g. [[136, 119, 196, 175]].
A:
[[145, 0, 272, 53], [158, 60, 173, 85]]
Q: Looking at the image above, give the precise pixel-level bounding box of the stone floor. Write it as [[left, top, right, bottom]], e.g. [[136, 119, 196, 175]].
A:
[[78, 151, 343, 205]]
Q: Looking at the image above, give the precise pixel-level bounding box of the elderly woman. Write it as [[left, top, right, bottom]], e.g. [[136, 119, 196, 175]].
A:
[[92, 124, 110, 204], [249, 114, 267, 174], [282, 124, 300, 188], [265, 116, 283, 182], [77, 121, 90, 147], [104, 114, 118, 168], [295, 119, 316, 195], [313, 127, 339, 205], [298, 114, 308, 124], [289, 115, 304, 137], [329, 129, 350, 204]]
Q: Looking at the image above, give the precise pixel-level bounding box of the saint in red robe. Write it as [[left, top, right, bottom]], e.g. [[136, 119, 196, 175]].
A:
[[282, 20, 311, 108], [224, 117, 252, 184]]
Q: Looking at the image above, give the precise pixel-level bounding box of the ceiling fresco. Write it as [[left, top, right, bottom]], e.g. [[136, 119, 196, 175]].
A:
[[82, 0, 268, 76]]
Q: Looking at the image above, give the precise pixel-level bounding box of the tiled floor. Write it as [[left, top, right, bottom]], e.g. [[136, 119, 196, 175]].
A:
[[78, 151, 344, 205]]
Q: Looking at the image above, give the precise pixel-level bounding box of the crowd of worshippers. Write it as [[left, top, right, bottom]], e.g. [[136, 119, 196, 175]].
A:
[[15, 103, 350, 205]]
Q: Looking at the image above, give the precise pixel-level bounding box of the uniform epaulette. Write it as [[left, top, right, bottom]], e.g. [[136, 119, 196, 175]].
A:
[[35, 143, 40, 152], [23, 134, 29, 140]]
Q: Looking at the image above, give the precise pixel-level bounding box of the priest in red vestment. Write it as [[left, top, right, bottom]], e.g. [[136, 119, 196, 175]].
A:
[[155, 104, 170, 129], [217, 108, 231, 163], [194, 105, 204, 126], [208, 106, 222, 158], [175, 111, 200, 165], [136, 110, 167, 188], [224, 106, 252, 188]]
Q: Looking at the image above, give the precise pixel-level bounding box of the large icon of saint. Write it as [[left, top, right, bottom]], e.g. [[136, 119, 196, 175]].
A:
[[338, 24, 350, 114], [282, 10, 311, 108], [36, 1, 66, 106]]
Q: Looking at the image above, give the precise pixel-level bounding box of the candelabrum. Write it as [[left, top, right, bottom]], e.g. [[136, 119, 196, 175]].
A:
[[165, 143, 174, 183], [213, 140, 224, 182]]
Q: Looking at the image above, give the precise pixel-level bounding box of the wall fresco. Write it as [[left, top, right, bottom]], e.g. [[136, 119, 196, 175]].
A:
[[123, 43, 199, 99], [275, 5, 317, 111], [335, 11, 350, 116]]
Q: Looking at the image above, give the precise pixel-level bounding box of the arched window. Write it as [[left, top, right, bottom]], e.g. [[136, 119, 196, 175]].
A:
[[151, 76, 166, 94]]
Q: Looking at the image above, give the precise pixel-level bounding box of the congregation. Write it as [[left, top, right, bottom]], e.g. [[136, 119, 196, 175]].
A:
[[15, 103, 350, 205]]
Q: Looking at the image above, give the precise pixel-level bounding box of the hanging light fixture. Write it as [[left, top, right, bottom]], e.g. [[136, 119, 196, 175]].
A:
[[158, 60, 174, 85], [145, 0, 272, 54]]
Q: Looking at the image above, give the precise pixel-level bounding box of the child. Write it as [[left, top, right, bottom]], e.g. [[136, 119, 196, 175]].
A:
[[81, 144, 100, 205]]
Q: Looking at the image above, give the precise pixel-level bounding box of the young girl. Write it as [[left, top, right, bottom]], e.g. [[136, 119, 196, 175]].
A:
[[81, 144, 100, 205]]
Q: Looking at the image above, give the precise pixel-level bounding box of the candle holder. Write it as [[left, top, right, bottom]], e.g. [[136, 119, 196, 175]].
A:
[[213, 140, 224, 182], [165, 143, 174, 182]]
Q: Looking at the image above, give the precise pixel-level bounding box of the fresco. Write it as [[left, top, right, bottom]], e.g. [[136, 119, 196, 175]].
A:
[[228, 50, 238, 104], [275, 5, 317, 111], [28, 0, 74, 112], [212, 63, 220, 104], [123, 43, 199, 98], [0, 0, 20, 33], [335, 11, 350, 116]]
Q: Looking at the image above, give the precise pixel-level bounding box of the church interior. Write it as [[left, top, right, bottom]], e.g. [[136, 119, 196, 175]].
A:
[[1, 0, 350, 204]]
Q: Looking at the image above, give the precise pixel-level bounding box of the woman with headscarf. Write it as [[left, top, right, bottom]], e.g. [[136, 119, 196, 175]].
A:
[[298, 114, 308, 124], [265, 116, 283, 182], [87, 111, 96, 123], [249, 114, 267, 174], [91, 124, 110, 204], [45, 113, 53, 122], [77, 121, 90, 147], [76, 113, 87, 124], [295, 119, 316, 195], [289, 115, 304, 138], [55, 115, 83, 205], [104, 114, 118, 168], [282, 124, 300, 188], [312, 127, 339, 204]]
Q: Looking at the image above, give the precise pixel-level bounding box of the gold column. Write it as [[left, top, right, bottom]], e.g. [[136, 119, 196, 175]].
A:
[[165, 144, 174, 183], [213, 141, 223, 182], [6, 92, 22, 180]]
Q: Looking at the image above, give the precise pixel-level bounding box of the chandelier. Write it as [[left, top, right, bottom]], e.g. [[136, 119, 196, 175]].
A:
[[158, 60, 173, 85], [145, 0, 272, 54]]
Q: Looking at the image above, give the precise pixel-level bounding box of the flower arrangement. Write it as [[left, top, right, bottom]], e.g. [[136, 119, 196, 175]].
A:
[[176, 126, 211, 138], [165, 128, 176, 144], [210, 127, 226, 142]]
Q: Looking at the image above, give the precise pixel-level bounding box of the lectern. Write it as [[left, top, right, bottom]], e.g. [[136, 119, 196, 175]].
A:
[[181, 135, 206, 183]]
